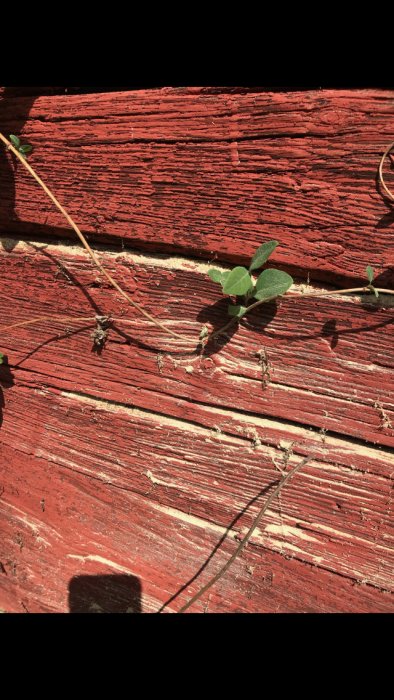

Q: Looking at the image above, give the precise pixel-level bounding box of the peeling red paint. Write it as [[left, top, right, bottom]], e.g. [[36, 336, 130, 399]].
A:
[[0, 87, 393, 613]]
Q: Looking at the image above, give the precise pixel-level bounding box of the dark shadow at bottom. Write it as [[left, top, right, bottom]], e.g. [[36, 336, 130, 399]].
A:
[[68, 574, 142, 613]]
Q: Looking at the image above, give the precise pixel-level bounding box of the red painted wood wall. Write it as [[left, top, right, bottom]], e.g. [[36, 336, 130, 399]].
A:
[[0, 87, 393, 613]]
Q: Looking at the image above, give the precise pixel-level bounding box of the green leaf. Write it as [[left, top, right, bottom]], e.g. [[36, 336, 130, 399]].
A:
[[208, 269, 224, 283], [254, 268, 293, 301], [373, 287, 379, 299], [0, 352, 4, 365], [208, 268, 226, 284], [208, 269, 231, 289], [366, 265, 374, 284], [246, 285, 256, 299], [19, 144, 32, 155], [249, 240, 279, 272], [222, 267, 253, 296], [227, 304, 247, 318], [9, 135, 20, 148]]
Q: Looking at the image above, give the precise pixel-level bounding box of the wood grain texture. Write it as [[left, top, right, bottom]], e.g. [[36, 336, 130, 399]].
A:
[[1, 240, 393, 447], [0, 88, 103, 99], [0, 87, 393, 614], [0, 88, 393, 285], [0, 384, 393, 612]]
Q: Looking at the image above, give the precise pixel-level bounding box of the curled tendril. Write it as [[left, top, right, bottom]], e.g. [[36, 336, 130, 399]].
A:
[[378, 141, 394, 202]]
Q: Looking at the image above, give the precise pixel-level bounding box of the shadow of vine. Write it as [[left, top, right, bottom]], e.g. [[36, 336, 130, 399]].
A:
[[158, 480, 274, 613]]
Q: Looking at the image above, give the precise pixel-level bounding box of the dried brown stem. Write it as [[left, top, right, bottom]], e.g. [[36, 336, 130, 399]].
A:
[[0, 313, 189, 335], [2, 286, 392, 340], [177, 455, 312, 613], [0, 133, 185, 341], [0, 315, 96, 333]]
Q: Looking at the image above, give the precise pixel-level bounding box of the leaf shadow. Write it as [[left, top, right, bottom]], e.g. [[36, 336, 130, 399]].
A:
[[265, 301, 394, 347], [321, 319, 339, 349], [0, 359, 15, 429], [197, 298, 278, 357], [375, 210, 394, 229], [369, 268, 394, 290]]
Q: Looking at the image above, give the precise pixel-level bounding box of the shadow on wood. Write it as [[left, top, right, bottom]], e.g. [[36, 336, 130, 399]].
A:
[[198, 298, 278, 356], [158, 481, 273, 613], [0, 359, 14, 428], [68, 574, 142, 613]]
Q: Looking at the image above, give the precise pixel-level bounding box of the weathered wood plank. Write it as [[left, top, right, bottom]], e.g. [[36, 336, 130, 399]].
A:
[[1, 240, 393, 447], [0, 88, 117, 98], [0, 388, 393, 612], [2, 438, 392, 613], [0, 89, 393, 284], [1, 86, 393, 614], [0, 383, 393, 598]]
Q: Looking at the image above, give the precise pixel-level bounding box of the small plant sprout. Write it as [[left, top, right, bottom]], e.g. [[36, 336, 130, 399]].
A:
[[204, 242, 394, 345], [9, 135, 33, 159], [1, 132, 394, 358], [207, 240, 293, 327], [366, 265, 379, 298]]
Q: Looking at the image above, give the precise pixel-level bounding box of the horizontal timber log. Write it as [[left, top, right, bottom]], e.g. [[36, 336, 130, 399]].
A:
[[0, 384, 393, 611], [0, 240, 393, 447], [0, 88, 393, 285]]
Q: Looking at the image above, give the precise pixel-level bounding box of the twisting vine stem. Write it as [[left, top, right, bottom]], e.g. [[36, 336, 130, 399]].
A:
[[1, 283, 393, 343], [0, 132, 185, 341], [1, 134, 393, 348], [378, 140, 394, 202], [209, 285, 394, 342]]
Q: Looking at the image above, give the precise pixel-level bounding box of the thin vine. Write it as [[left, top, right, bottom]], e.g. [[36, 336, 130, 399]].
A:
[[203, 248, 393, 346], [1, 133, 393, 355], [0, 132, 184, 341], [0, 130, 393, 613], [177, 456, 312, 612], [378, 140, 394, 202], [206, 281, 394, 344]]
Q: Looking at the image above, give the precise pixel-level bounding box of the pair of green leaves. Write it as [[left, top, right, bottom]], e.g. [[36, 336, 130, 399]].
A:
[[208, 240, 293, 318], [9, 135, 33, 159]]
